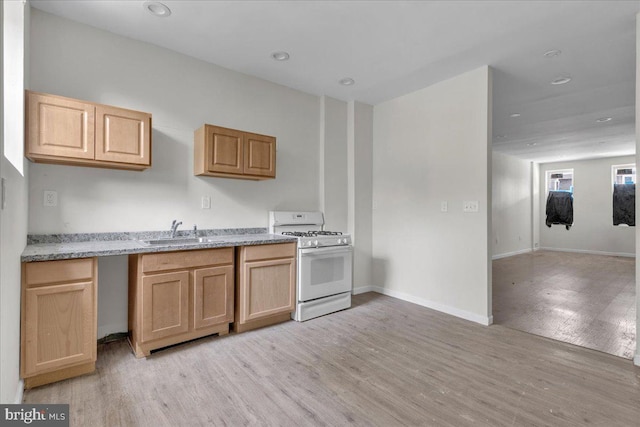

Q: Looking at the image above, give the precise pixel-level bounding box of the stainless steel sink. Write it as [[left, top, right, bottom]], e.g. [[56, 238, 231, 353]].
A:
[[139, 237, 208, 246]]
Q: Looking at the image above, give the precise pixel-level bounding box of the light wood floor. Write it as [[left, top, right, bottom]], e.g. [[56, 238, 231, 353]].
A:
[[493, 250, 636, 359], [24, 293, 640, 426]]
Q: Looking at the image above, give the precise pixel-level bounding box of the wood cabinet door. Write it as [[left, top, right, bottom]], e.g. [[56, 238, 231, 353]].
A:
[[205, 125, 244, 175], [26, 92, 95, 159], [23, 281, 95, 376], [239, 258, 295, 323], [244, 133, 276, 178], [193, 265, 234, 329], [95, 105, 151, 166], [141, 271, 189, 342]]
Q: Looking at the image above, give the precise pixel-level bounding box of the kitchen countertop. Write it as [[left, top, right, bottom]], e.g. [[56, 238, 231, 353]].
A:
[[21, 228, 298, 262]]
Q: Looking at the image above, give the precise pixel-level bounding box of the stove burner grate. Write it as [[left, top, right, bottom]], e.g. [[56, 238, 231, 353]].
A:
[[282, 230, 344, 237]]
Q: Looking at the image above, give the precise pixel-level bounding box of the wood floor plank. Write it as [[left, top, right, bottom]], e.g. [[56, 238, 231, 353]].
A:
[[493, 250, 636, 359], [23, 292, 640, 426]]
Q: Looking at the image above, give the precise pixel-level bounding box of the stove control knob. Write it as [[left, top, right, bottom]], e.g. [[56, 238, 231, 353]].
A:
[[337, 238, 343, 244], [314, 240, 319, 246]]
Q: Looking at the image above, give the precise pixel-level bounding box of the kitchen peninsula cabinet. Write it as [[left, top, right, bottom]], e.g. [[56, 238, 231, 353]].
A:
[[235, 243, 296, 332], [128, 248, 234, 357], [194, 124, 276, 180], [26, 91, 152, 171], [21, 258, 97, 389]]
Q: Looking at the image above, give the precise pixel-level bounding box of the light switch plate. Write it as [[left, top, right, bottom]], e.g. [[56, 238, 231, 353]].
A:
[[440, 201, 448, 212], [463, 200, 479, 212], [44, 190, 57, 207], [201, 196, 211, 209]]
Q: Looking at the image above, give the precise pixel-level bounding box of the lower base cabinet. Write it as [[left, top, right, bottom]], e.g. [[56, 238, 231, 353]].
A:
[[21, 258, 98, 389], [19, 243, 294, 388], [128, 248, 234, 357], [234, 243, 296, 333]]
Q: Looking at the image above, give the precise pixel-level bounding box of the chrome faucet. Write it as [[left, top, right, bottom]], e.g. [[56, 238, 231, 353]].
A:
[[192, 224, 198, 237], [170, 220, 182, 238]]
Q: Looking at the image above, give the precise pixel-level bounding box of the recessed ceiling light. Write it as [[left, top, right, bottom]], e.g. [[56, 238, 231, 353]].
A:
[[509, 113, 521, 118], [144, 1, 171, 17], [495, 135, 506, 139], [271, 51, 290, 61], [526, 143, 537, 146], [339, 77, 355, 86], [543, 49, 562, 58], [551, 76, 572, 85], [596, 117, 612, 123]]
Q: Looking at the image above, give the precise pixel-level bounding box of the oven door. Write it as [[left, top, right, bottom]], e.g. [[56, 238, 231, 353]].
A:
[[298, 246, 353, 302]]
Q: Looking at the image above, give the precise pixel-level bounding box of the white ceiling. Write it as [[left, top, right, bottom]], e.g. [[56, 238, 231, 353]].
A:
[[30, 0, 640, 163]]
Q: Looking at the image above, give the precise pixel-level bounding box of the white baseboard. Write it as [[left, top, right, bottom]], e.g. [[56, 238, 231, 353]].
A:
[[492, 248, 533, 260], [14, 379, 24, 404], [352, 285, 375, 295], [539, 247, 636, 258], [634, 354, 640, 367], [368, 286, 492, 326]]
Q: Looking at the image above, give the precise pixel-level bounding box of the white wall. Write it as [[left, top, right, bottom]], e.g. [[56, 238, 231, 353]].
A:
[[1, 0, 29, 404], [539, 156, 636, 257], [634, 12, 639, 367], [372, 66, 492, 325], [29, 9, 325, 339], [349, 101, 373, 290], [492, 151, 533, 259], [532, 162, 540, 250], [320, 96, 348, 232], [29, 9, 321, 234]]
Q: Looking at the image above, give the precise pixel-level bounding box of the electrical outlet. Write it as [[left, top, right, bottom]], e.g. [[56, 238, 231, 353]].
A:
[[463, 200, 479, 212], [201, 196, 211, 209], [440, 201, 448, 212], [43, 190, 58, 207]]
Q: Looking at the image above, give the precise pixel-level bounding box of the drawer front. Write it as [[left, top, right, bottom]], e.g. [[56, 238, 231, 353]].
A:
[[141, 248, 233, 273], [24, 258, 95, 288], [242, 243, 296, 262]]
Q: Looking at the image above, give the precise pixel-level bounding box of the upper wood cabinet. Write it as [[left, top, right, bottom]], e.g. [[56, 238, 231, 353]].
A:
[[194, 124, 276, 180], [26, 91, 152, 171]]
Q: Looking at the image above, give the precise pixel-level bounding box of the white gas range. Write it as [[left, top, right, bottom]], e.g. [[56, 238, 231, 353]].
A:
[[269, 211, 353, 321]]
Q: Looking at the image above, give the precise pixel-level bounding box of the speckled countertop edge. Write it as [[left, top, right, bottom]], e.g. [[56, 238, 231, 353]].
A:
[[27, 228, 269, 244], [22, 229, 298, 262]]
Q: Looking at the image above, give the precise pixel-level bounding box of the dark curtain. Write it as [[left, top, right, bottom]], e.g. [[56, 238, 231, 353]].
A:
[[546, 191, 573, 230], [613, 184, 635, 226]]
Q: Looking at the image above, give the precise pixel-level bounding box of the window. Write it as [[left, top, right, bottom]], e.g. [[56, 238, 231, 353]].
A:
[[546, 169, 573, 193], [612, 164, 635, 227], [612, 164, 636, 185]]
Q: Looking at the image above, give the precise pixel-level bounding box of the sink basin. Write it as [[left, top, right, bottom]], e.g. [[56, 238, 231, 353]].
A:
[[140, 237, 207, 246]]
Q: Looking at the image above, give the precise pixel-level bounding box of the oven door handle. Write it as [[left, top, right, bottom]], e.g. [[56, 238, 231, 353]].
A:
[[299, 246, 353, 256]]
